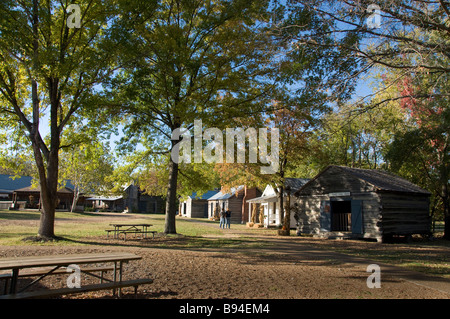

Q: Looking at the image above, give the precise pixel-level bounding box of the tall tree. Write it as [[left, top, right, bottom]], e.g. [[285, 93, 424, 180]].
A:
[[112, 0, 275, 234], [212, 1, 363, 230], [0, 0, 119, 239], [267, 99, 313, 228]]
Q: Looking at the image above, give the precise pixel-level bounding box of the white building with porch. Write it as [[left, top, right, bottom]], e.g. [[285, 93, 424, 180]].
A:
[[246, 178, 309, 228]]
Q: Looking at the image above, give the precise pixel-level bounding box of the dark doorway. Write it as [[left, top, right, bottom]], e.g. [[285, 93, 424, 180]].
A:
[[331, 200, 351, 231], [203, 203, 208, 218]]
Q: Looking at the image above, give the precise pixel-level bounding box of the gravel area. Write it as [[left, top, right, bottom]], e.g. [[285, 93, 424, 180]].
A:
[[1, 232, 449, 299]]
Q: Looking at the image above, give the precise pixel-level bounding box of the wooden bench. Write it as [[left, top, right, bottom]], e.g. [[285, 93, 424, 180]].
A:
[[0, 278, 154, 299], [0, 252, 143, 297], [0, 266, 114, 294]]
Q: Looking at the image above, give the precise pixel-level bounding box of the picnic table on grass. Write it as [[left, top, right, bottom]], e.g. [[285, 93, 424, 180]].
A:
[[106, 223, 156, 240], [0, 252, 153, 299]]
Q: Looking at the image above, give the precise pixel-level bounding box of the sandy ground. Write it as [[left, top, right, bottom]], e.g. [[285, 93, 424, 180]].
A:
[[0, 230, 449, 300]]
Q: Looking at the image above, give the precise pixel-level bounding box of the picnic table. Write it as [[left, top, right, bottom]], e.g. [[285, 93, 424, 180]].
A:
[[0, 252, 153, 299], [106, 223, 156, 240]]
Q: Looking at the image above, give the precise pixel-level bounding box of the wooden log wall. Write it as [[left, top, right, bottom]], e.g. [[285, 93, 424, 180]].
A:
[[295, 195, 322, 235], [295, 194, 383, 240], [226, 196, 244, 224], [379, 192, 430, 235], [189, 198, 208, 218]]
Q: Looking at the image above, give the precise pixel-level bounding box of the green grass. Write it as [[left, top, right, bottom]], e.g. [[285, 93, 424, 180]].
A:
[[172, 218, 223, 237], [0, 210, 40, 220], [0, 209, 159, 245], [0, 209, 271, 249]]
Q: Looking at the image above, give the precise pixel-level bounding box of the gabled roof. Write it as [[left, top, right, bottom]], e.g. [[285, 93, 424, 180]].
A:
[[247, 178, 310, 204], [246, 194, 277, 203], [14, 186, 74, 194], [207, 185, 245, 201], [284, 178, 310, 192], [189, 190, 219, 200], [341, 166, 430, 194], [0, 175, 33, 194], [295, 165, 430, 195]]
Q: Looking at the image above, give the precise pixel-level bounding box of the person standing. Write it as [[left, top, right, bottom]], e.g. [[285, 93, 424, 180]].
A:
[[225, 209, 231, 229], [219, 209, 226, 228]]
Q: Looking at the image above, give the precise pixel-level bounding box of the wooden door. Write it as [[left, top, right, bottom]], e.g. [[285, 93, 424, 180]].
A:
[[351, 200, 363, 234], [320, 200, 331, 232]]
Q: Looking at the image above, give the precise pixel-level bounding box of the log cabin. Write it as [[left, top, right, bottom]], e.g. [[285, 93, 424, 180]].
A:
[[293, 165, 431, 242]]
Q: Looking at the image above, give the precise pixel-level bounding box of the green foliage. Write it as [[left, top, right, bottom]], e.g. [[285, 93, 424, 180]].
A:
[[60, 135, 114, 194], [111, 0, 274, 133], [107, 0, 276, 232], [213, 1, 365, 191], [0, 0, 122, 237], [309, 101, 406, 170]]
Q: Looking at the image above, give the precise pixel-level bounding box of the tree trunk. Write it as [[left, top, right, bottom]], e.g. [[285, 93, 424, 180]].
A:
[[278, 186, 284, 226], [71, 186, 80, 213], [443, 185, 450, 240], [283, 188, 291, 233], [34, 160, 56, 239], [444, 215, 450, 240], [37, 73, 61, 238], [38, 196, 56, 239], [27, 0, 57, 239], [440, 162, 449, 240], [164, 148, 179, 234], [35, 173, 56, 239], [241, 185, 247, 223], [36, 148, 59, 239]]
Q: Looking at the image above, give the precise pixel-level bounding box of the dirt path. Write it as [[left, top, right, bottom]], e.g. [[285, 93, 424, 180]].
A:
[[201, 223, 450, 296], [0, 218, 449, 299], [254, 236, 450, 295]]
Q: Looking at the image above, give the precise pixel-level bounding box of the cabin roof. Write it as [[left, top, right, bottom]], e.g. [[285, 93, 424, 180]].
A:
[[207, 185, 245, 201], [284, 178, 310, 192], [246, 178, 310, 204], [13, 185, 74, 194], [0, 175, 33, 193], [295, 165, 431, 196], [189, 190, 220, 200]]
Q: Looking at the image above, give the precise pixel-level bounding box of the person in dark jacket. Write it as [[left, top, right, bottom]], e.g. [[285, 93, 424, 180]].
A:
[[225, 209, 231, 229]]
